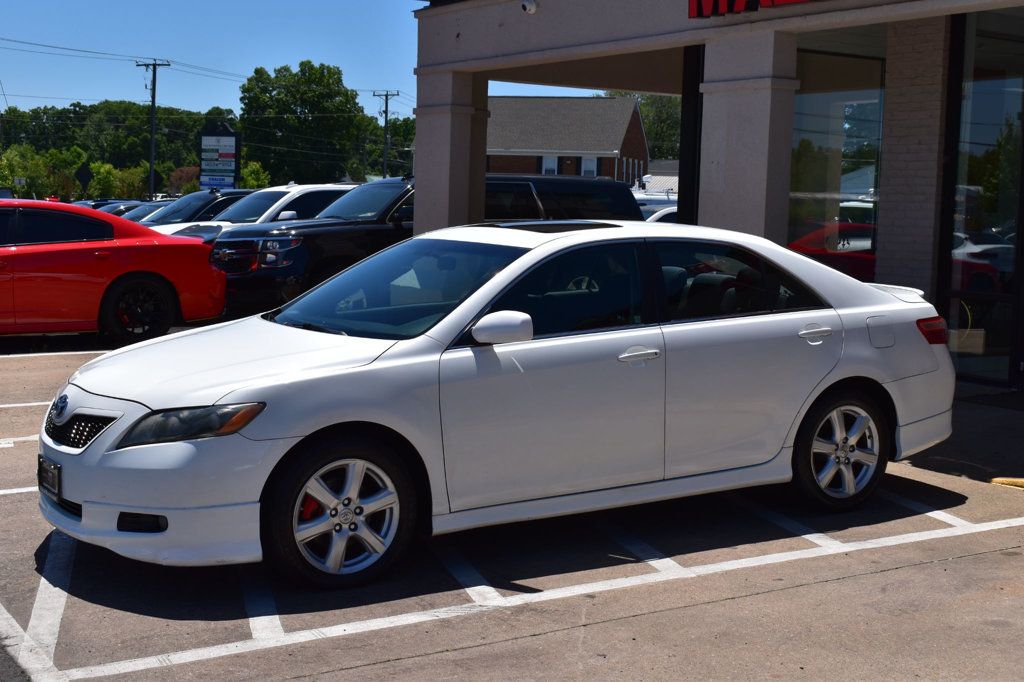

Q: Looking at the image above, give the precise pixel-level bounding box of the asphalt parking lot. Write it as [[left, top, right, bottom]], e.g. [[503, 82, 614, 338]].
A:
[[2, 336, 1023, 680]]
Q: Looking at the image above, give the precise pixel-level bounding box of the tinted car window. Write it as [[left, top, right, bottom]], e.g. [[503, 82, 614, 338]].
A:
[[485, 182, 542, 220], [652, 241, 825, 321], [214, 190, 288, 223], [0, 210, 13, 245], [279, 190, 347, 220], [536, 183, 642, 220], [17, 210, 113, 245], [270, 239, 525, 340], [319, 183, 407, 220], [491, 243, 644, 337], [145, 191, 216, 225], [196, 195, 244, 221]]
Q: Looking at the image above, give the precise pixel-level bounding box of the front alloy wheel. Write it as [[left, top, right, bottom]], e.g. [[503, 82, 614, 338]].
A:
[[262, 436, 417, 588], [292, 459, 400, 575]]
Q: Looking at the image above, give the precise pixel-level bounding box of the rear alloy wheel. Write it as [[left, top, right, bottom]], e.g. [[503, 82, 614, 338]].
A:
[[793, 393, 890, 510], [99, 276, 176, 343], [263, 437, 417, 588]]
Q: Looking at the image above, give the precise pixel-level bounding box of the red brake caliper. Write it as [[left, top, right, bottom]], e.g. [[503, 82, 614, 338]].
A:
[[299, 494, 321, 521]]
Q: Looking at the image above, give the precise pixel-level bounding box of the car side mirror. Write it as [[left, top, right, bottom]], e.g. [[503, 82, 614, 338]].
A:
[[471, 311, 533, 345], [391, 205, 414, 227], [277, 210, 299, 221]]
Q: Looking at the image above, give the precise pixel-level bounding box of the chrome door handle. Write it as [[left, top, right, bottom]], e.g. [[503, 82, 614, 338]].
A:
[[618, 348, 661, 362], [798, 327, 833, 346]]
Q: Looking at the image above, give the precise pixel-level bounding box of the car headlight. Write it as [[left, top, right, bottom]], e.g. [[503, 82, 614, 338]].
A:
[[260, 237, 302, 268], [118, 403, 265, 449]]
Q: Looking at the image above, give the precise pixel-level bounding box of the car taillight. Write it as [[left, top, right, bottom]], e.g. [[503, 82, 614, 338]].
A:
[[917, 316, 947, 345]]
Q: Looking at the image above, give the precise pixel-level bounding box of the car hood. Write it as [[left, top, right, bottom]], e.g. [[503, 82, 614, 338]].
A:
[[225, 217, 365, 239], [71, 317, 397, 409]]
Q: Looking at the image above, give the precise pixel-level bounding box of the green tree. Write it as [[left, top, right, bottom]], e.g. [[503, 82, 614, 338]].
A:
[[604, 91, 681, 160], [240, 160, 271, 189], [240, 61, 373, 183], [116, 163, 149, 198], [45, 146, 87, 199], [0, 145, 48, 197], [87, 161, 118, 198]]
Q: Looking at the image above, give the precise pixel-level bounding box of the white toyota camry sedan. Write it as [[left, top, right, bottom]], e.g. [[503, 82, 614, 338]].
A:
[[37, 221, 954, 586]]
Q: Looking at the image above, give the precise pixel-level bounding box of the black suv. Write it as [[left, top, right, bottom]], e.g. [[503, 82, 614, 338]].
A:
[[211, 175, 641, 314], [140, 188, 254, 228]]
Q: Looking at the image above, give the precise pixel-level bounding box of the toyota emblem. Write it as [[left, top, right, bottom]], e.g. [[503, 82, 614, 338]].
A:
[[53, 395, 69, 420]]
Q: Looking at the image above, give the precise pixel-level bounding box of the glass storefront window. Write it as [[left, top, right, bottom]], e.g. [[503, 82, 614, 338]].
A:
[[945, 11, 1024, 384], [787, 47, 885, 282]]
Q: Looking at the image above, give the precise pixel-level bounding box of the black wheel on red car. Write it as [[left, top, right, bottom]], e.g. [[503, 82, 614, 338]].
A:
[[99, 275, 177, 343]]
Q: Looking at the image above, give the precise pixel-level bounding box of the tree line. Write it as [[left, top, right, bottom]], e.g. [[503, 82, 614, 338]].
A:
[[0, 60, 415, 199]]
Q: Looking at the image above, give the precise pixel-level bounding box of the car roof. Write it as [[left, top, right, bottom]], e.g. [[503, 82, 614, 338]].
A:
[[420, 221, 783, 251], [261, 183, 360, 193]]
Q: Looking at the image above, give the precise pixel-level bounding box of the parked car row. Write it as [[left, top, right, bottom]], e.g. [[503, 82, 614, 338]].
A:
[[0, 175, 642, 341]]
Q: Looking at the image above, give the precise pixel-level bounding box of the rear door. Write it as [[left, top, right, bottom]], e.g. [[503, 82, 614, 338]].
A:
[[651, 239, 843, 478], [12, 209, 116, 328], [0, 209, 14, 327]]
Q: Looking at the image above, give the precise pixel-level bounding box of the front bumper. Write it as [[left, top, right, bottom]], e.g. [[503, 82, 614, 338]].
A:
[[38, 383, 300, 566], [39, 494, 262, 565]]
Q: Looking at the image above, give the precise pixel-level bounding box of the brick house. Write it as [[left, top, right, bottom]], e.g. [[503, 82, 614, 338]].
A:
[[485, 96, 649, 185]]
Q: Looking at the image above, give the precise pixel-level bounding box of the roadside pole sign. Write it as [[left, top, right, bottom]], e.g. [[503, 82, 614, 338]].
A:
[[13, 177, 26, 187], [200, 134, 240, 190]]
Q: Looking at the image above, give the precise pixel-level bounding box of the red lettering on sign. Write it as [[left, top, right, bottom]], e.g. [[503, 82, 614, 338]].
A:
[[690, 0, 811, 18]]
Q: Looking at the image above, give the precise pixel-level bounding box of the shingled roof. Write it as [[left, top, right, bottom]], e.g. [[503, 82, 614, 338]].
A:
[[486, 96, 640, 156]]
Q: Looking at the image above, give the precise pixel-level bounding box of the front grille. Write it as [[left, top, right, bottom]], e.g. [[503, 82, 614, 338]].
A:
[[211, 240, 261, 274], [45, 412, 116, 449]]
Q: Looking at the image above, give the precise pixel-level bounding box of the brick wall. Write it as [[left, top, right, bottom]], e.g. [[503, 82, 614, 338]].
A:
[[621, 108, 650, 176], [488, 155, 540, 174], [874, 17, 950, 300]]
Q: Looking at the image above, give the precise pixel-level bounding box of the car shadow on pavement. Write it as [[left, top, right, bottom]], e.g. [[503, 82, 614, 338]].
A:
[[42, 474, 967, 620]]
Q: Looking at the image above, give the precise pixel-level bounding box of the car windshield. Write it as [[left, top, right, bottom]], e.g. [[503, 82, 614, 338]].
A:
[[318, 183, 407, 220], [268, 238, 526, 340], [214, 190, 288, 223], [145, 192, 217, 224]]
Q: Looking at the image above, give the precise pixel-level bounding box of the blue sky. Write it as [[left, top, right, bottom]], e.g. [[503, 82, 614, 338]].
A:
[[0, 1, 594, 119]]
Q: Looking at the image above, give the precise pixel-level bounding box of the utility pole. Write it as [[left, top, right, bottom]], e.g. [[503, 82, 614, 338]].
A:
[[136, 60, 171, 199], [373, 91, 399, 178]]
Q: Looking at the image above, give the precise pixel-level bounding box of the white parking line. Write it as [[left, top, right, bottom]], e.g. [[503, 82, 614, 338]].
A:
[[729, 496, 845, 548], [0, 601, 64, 681], [436, 547, 506, 606], [0, 401, 51, 409], [0, 487, 37, 497], [876, 489, 974, 528], [610, 531, 696, 577], [1, 435, 39, 448], [17, 531, 75, 675], [55, 514, 1024, 680], [241, 570, 285, 640]]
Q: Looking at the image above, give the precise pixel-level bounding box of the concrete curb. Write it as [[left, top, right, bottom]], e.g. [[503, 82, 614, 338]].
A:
[[991, 477, 1024, 490]]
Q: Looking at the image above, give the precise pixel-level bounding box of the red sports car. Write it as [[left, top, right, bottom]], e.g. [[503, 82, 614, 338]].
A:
[[0, 200, 225, 341]]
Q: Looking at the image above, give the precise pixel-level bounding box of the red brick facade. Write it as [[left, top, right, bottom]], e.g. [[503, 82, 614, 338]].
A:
[[486, 108, 649, 182]]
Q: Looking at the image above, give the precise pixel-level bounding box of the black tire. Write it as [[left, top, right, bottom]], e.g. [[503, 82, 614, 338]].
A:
[[261, 435, 418, 589], [792, 391, 891, 511], [98, 275, 177, 344]]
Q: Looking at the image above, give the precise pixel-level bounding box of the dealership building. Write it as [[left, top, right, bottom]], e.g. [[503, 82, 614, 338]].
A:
[[413, 0, 1024, 388]]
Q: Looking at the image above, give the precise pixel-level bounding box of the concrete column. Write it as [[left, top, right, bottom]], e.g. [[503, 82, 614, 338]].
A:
[[698, 31, 798, 244], [413, 71, 489, 234], [874, 18, 951, 299]]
